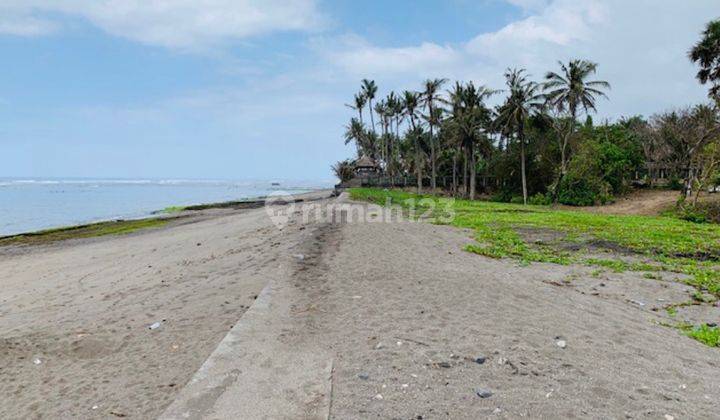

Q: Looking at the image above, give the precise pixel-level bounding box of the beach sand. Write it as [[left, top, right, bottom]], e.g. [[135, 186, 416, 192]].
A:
[[0, 192, 327, 419], [2, 193, 719, 419]]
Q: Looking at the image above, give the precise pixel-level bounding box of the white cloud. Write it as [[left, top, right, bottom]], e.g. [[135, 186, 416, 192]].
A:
[[468, 1, 604, 53], [319, 0, 718, 119], [316, 35, 462, 79], [0, 15, 58, 36], [0, 0, 326, 49]]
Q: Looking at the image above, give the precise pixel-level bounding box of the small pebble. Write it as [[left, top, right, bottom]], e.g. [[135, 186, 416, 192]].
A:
[[358, 373, 369, 380], [476, 388, 493, 398], [475, 356, 486, 365], [556, 340, 567, 349], [374, 394, 383, 400]]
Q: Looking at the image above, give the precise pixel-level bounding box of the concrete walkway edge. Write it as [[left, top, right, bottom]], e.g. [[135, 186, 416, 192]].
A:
[[160, 272, 333, 419]]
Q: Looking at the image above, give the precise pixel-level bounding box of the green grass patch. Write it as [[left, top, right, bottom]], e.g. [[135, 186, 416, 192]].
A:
[[160, 206, 186, 214], [0, 218, 170, 247], [685, 324, 720, 347], [350, 188, 720, 297]]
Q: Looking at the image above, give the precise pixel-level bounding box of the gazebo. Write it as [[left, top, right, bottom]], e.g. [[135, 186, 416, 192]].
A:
[[354, 155, 379, 177]]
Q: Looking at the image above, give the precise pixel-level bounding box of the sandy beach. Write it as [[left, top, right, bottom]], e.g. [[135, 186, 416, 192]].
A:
[[1, 192, 719, 419], [0, 192, 330, 419]]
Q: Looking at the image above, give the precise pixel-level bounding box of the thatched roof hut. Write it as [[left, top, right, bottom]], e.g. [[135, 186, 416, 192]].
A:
[[354, 155, 379, 177]]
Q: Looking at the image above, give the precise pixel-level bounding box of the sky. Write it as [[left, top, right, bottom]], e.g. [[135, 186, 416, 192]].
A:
[[0, 0, 717, 180]]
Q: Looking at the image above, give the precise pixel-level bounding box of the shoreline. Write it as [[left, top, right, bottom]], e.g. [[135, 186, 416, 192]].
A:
[[0, 189, 334, 246], [0, 195, 322, 418]]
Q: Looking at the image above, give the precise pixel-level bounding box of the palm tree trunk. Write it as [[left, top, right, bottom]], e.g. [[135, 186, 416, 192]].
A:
[[469, 142, 476, 200], [428, 103, 436, 191], [410, 116, 422, 193], [368, 100, 375, 134], [519, 123, 528, 205], [430, 122, 436, 190], [452, 147, 458, 196], [463, 144, 469, 198]]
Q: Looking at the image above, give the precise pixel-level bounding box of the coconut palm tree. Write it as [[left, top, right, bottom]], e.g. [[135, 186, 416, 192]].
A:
[[362, 79, 378, 134], [445, 82, 466, 195], [446, 82, 497, 199], [391, 92, 405, 140], [421, 78, 448, 190], [403, 90, 423, 192], [374, 99, 392, 170], [496, 68, 544, 205], [344, 118, 370, 158], [544, 59, 610, 178], [345, 93, 366, 124], [544, 60, 610, 123], [332, 159, 355, 183], [384, 92, 402, 177], [689, 19, 720, 101]]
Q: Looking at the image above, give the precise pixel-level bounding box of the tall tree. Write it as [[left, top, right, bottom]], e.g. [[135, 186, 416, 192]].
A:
[[344, 118, 367, 157], [446, 82, 496, 199], [650, 105, 720, 198], [362, 79, 378, 134], [385, 92, 402, 177], [403, 90, 423, 192], [544, 59, 610, 188], [345, 93, 366, 124], [374, 100, 392, 170], [421, 78, 448, 190], [446, 82, 466, 195], [689, 19, 720, 102], [497, 68, 544, 205]]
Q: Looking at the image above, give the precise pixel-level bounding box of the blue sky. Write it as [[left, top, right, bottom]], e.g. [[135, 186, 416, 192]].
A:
[[0, 0, 717, 180]]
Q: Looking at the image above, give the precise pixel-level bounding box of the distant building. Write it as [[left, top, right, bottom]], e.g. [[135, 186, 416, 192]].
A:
[[354, 155, 379, 178]]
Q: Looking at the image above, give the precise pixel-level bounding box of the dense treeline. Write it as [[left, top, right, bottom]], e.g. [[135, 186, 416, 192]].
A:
[[335, 19, 720, 214]]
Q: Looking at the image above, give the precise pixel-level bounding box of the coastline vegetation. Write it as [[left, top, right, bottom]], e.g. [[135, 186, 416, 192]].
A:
[[160, 205, 187, 214], [685, 324, 720, 347], [0, 218, 170, 246], [339, 19, 720, 221], [350, 188, 720, 299]]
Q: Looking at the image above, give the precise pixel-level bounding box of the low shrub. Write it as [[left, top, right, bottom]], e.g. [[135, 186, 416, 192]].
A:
[[668, 176, 684, 191], [490, 190, 514, 203], [675, 199, 720, 224], [557, 176, 612, 206], [528, 192, 552, 205]]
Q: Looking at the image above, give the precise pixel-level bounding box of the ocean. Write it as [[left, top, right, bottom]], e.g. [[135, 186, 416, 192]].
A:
[[0, 178, 333, 236]]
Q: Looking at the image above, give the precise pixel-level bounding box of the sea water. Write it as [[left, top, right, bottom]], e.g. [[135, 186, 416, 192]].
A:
[[0, 178, 333, 236]]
